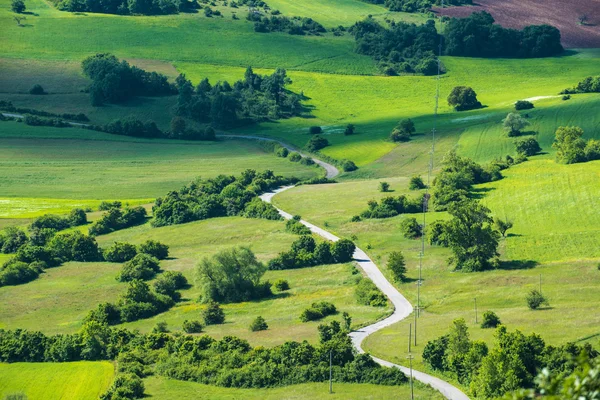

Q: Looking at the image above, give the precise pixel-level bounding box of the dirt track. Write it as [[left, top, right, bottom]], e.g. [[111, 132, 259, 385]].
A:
[[433, 0, 600, 48]]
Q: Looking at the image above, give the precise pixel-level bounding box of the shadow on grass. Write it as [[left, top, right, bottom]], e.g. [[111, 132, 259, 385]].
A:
[[497, 259, 538, 270], [470, 187, 495, 199], [506, 233, 523, 238]]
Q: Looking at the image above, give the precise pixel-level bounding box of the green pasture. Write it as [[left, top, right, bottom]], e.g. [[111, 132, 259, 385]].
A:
[[0, 122, 320, 202], [143, 376, 444, 399], [0, 216, 390, 345], [0, 362, 115, 400]]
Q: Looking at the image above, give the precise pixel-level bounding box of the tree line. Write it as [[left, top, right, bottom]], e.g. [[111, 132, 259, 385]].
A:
[[52, 0, 198, 15], [362, 0, 470, 13], [248, 12, 326, 35]]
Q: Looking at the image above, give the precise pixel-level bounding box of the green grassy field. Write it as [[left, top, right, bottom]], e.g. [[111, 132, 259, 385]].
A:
[[143, 376, 445, 399], [0, 216, 390, 345], [0, 122, 320, 203], [0, 362, 114, 400]]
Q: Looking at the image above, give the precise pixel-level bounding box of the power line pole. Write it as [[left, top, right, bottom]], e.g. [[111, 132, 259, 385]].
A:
[[408, 323, 412, 353], [414, 309, 418, 347], [329, 350, 333, 394], [407, 354, 415, 400]]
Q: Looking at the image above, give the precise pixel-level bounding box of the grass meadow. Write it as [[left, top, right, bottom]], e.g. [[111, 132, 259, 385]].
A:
[[0, 362, 115, 400]]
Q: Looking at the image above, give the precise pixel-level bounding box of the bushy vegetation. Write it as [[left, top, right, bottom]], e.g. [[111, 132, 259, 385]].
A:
[[306, 135, 329, 152], [390, 118, 416, 142], [116, 253, 161, 282], [286, 215, 311, 235], [359, 195, 422, 219], [248, 12, 326, 36], [553, 126, 600, 164], [526, 289, 549, 310], [182, 320, 203, 333], [422, 320, 598, 398], [400, 217, 422, 239], [174, 67, 304, 128], [448, 86, 482, 111], [514, 100, 534, 110], [53, 0, 195, 16], [409, 175, 426, 190], [103, 242, 137, 263], [480, 311, 501, 329], [561, 75, 600, 94], [273, 279, 290, 291], [0, 101, 89, 122], [445, 12, 563, 58], [300, 301, 337, 322], [137, 240, 169, 260], [268, 236, 355, 270], [29, 84, 46, 95], [387, 251, 407, 282], [82, 54, 176, 106], [89, 206, 147, 236], [23, 114, 70, 128], [355, 277, 387, 307], [195, 247, 271, 303], [365, 0, 470, 12], [378, 182, 390, 192], [503, 112, 530, 137], [201, 301, 225, 325], [249, 316, 268, 331], [515, 137, 541, 156], [152, 170, 294, 227]]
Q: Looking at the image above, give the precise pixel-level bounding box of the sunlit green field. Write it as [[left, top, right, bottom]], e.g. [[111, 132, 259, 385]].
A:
[[144, 376, 445, 399], [0, 362, 115, 400]]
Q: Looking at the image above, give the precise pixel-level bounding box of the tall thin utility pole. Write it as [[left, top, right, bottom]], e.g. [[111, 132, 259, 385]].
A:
[[408, 323, 412, 353], [408, 354, 415, 400], [414, 309, 417, 347]]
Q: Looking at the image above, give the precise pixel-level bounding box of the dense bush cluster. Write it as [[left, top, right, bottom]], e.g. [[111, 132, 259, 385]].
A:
[[447, 86, 482, 111], [285, 215, 311, 235], [196, 247, 272, 303], [364, 0, 470, 12], [117, 253, 161, 282], [390, 118, 416, 142], [152, 170, 293, 227], [515, 100, 534, 110], [355, 277, 387, 307], [53, 0, 197, 16], [350, 18, 439, 76], [103, 242, 137, 263], [82, 54, 176, 106], [89, 206, 147, 236], [561, 75, 600, 94], [248, 12, 326, 35], [0, 101, 88, 121], [552, 126, 600, 164], [399, 217, 421, 239], [268, 236, 355, 270], [306, 135, 329, 152], [300, 301, 337, 322], [422, 320, 598, 398], [174, 67, 304, 128], [445, 12, 563, 58], [359, 195, 422, 219]]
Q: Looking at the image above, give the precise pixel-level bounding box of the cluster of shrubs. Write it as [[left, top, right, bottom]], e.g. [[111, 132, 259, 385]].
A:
[[152, 169, 293, 227], [23, 114, 71, 128], [272, 144, 316, 166], [390, 118, 416, 142], [305, 135, 329, 152], [515, 100, 534, 110], [268, 235, 356, 270], [552, 126, 600, 164], [366, 0, 470, 12], [86, 116, 217, 141], [248, 12, 326, 35], [300, 301, 337, 322], [174, 67, 304, 129], [89, 206, 147, 236], [0, 101, 89, 122], [422, 320, 598, 398], [355, 277, 387, 307], [399, 217, 422, 239], [82, 54, 176, 106], [286, 215, 311, 235], [561, 75, 600, 95], [358, 195, 422, 220], [53, 0, 198, 16], [104, 240, 169, 262], [116, 253, 161, 282]]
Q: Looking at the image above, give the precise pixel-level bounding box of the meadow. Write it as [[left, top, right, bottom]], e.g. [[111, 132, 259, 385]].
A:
[[0, 362, 115, 400]]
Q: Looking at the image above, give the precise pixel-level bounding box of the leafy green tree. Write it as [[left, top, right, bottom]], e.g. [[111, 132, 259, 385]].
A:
[[514, 137, 541, 156], [29, 84, 45, 95], [309, 126, 322, 134], [552, 126, 587, 164], [503, 113, 530, 137], [202, 301, 225, 325], [273, 279, 290, 291], [11, 0, 26, 13], [137, 240, 169, 260], [379, 182, 390, 192], [104, 242, 137, 263], [409, 175, 425, 190], [447, 86, 482, 111], [249, 316, 268, 331], [515, 100, 534, 110], [494, 218, 513, 238], [341, 160, 358, 172], [400, 217, 421, 239], [342, 312, 352, 331], [170, 116, 186, 136], [387, 251, 407, 282], [68, 208, 88, 226], [195, 247, 270, 303], [305, 135, 329, 152], [526, 289, 548, 310], [445, 200, 500, 272], [1, 227, 28, 254], [331, 239, 355, 263], [182, 320, 203, 333], [481, 311, 501, 328], [117, 253, 160, 282], [585, 139, 600, 161]]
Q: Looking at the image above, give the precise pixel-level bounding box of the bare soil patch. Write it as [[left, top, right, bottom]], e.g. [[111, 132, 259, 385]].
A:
[[433, 0, 600, 48]]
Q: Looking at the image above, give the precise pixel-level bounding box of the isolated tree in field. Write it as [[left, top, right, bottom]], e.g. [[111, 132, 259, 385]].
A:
[[379, 182, 390, 192], [552, 126, 587, 164], [445, 200, 500, 272], [249, 316, 268, 331], [13, 15, 26, 26], [579, 14, 588, 25], [409, 175, 425, 190], [387, 251, 407, 282], [514, 137, 541, 156], [344, 124, 355, 136], [195, 246, 270, 303], [447, 86, 482, 111], [342, 311, 352, 331], [11, 0, 26, 13], [514, 100, 534, 110], [493, 218, 513, 238], [400, 217, 421, 239], [503, 113, 530, 137], [390, 118, 415, 142], [480, 311, 501, 328], [29, 84, 46, 95], [306, 135, 329, 152], [201, 301, 225, 324], [526, 289, 548, 310]]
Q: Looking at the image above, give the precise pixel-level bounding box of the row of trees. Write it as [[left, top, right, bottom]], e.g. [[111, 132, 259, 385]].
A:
[[89, 206, 147, 236], [248, 12, 326, 35], [422, 320, 598, 398], [357, 194, 423, 219], [53, 0, 198, 15], [0, 101, 89, 122], [365, 0, 470, 13], [174, 67, 304, 128], [268, 235, 356, 270], [561, 75, 600, 94], [152, 169, 293, 227], [553, 126, 600, 164]]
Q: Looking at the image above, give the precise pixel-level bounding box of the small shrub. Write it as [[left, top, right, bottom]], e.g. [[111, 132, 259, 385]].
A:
[[514, 100, 534, 110], [344, 124, 355, 135], [300, 301, 337, 322], [400, 217, 421, 239], [514, 137, 541, 156], [68, 208, 88, 226], [249, 316, 268, 331], [137, 240, 169, 260], [182, 319, 203, 333], [104, 242, 137, 263], [202, 301, 225, 325], [29, 84, 46, 95], [351, 215, 361, 222], [379, 182, 390, 192], [273, 279, 290, 291], [480, 311, 501, 328], [355, 278, 387, 307], [300, 157, 315, 166], [276, 147, 289, 158], [409, 175, 426, 190], [306, 135, 328, 152], [286, 217, 311, 235], [309, 126, 322, 134], [387, 251, 407, 282], [526, 289, 548, 310], [341, 160, 358, 172], [288, 152, 302, 162], [152, 321, 169, 333], [562, 94, 571, 101]]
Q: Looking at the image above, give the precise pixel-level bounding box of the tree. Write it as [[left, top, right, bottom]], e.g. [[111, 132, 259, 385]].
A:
[[170, 116, 186, 136], [552, 126, 587, 164], [68, 208, 88, 226], [11, 0, 26, 13], [29, 84, 46, 95], [249, 316, 268, 331], [137, 240, 169, 260], [494, 218, 513, 238], [306, 135, 329, 152], [104, 242, 137, 262], [341, 160, 358, 172], [117, 253, 160, 282], [195, 246, 270, 303], [447, 86, 482, 111], [400, 217, 421, 239], [202, 301, 225, 324], [13, 15, 26, 26], [342, 312, 352, 331], [344, 124, 355, 135], [409, 175, 425, 190], [182, 320, 203, 333], [526, 289, 548, 310], [444, 200, 500, 272], [273, 279, 289, 291], [379, 182, 390, 192], [514, 100, 534, 110], [514, 137, 541, 156], [480, 311, 501, 328], [331, 239, 355, 263], [503, 113, 530, 137], [390, 118, 415, 142], [387, 251, 407, 282]]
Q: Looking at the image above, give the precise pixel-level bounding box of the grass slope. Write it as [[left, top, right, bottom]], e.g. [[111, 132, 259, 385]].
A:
[[0, 362, 114, 400], [143, 375, 445, 399]]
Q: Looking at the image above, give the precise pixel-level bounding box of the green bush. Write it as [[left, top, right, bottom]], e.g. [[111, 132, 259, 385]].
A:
[[300, 301, 337, 322], [68, 208, 88, 226], [409, 175, 426, 190], [400, 217, 421, 239], [98, 201, 122, 211], [152, 321, 169, 333], [344, 124, 355, 135], [101, 373, 145, 400], [309, 126, 322, 134], [299, 157, 315, 166], [288, 152, 302, 162], [515, 137, 541, 156], [202, 301, 225, 325], [285, 216, 311, 235], [480, 311, 501, 328], [249, 316, 268, 331], [331, 239, 356, 263], [514, 100, 534, 110], [387, 251, 407, 282], [104, 242, 137, 263], [29, 84, 46, 95], [526, 289, 548, 310], [276, 147, 289, 158], [273, 279, 290, 291], [1, 227, 28, 254], [153, 271, 187, 301], [182, 320, 203, 333], [355, 278, 387, 307], [0, 261, 42, 287], [306, 135, 329, 152], [117, 253, 160, 282], [137, 240, 169, 260], [378, 182, 390, 192], [243, 198, 282, 221], [341, 160, 358, 172]]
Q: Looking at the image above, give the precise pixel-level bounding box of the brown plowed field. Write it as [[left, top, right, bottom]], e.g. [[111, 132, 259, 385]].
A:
[[432, 0, 600, 48]]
